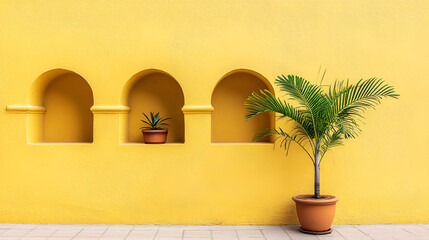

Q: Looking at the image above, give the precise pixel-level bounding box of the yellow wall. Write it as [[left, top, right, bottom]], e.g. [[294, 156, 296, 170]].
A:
[[0, 1, 428, 224]]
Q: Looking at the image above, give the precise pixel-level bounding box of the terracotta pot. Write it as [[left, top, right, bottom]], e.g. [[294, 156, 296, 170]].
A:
[[292, 194, 339, 234], [142, 130, 168, 144]]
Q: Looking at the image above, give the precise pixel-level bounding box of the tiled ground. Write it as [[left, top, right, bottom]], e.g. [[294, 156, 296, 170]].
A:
[[0, 224, 428, 240]]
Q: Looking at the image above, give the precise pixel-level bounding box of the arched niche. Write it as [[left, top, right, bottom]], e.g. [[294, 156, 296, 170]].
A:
[[211, 69, 274, 143], [122, 69, 185, 143], [28, 69, 94, 143]]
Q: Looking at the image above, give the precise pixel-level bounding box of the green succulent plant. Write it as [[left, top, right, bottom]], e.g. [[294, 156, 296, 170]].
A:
[[245, 74, 399, 199], [140, 112, 171, 130]]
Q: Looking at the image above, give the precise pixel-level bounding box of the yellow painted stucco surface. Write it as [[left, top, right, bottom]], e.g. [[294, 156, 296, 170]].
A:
[[0, 1, 428, 224]]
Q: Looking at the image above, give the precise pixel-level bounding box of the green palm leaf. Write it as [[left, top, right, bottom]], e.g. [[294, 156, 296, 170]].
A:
[[275, 75, 331, 138], [319, 128, 343, 161], [263, 127, 315, 162], [245, 90, 315, 145], [329, 78, 399, 138]]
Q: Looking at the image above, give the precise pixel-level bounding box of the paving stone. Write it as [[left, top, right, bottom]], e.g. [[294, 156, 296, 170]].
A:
[[0, 224, 37, 229], [21, 238, 48, 240], [102, 229, 131, 238], [34, 225, 61, 230], [266, 237, 292, 240], [234, 225, 261, 230], [134, 225, 159, 230], [155, 229, 183, 238], [107, 225, 135, 230], [262, 229, 290, 238], [1, 229, 33, 237], [239, 238, 265, 240], [282, 225, 318, 240], [260, 225, 284, 230], [183, 225, 212, 230], [51, 228, 82, 237], [83, 224, 110, 230], [237, 229, 264, 238], [183, 230, 211, 238], [210, 225, 236, 230], [355, 224, 417, 239], [212, 230, 237, 238], [397, 224, 429, 237], [100, 237, 130, 240], [334, 226, 372, 240], [0, 224, 427, 240], [126, 237, 153, 240], [183, 238, 212, 240], [127, 229, 157, 238], [57, 224, 85, 229], [154, 237, 182, 240], [158, 225, 187, 230], [127, 236, 154, 240], [316, 230, 346, 240], [75, 228, 107, 238], [25, 229, 57, 237], [74, 238, 103, 240], [213, 238, 239, 240]]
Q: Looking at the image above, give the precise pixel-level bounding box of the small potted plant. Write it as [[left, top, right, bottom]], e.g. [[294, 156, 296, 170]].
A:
[[140, 112, 171, 144], [246, 74, 398, 234]]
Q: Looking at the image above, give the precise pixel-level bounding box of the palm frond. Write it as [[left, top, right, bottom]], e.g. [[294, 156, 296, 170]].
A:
[[256, 128, 314, 163], [329, 78, 399, 138], [275, 75, 330, 138], [245, 89, 315, 138], [320, 128, 344, 161]]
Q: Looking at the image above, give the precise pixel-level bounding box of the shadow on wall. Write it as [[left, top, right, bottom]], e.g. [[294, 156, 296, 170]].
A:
[[122, 70, 185, 143], [28, 69, 93, 143], [211, 70, 274, 143]]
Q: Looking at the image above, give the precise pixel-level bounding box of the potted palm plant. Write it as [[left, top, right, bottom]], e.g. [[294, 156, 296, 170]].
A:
[[245, 75, 398, 234], [140, 112, 171, 144]]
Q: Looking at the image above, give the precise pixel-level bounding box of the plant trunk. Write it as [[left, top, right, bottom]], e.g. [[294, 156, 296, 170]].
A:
[[314, 143, 321, 199]]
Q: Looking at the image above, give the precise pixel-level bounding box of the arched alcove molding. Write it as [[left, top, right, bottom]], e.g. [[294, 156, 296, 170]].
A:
[[212, 69, 275, 94], [28, 69, 94, 143], [211, 69, 275, 143], [121, 69, 185, 143]]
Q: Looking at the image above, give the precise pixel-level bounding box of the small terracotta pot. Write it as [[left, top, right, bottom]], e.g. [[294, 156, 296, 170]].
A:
[[292, 194, 339, 234], [142, 130, 168, 144]]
